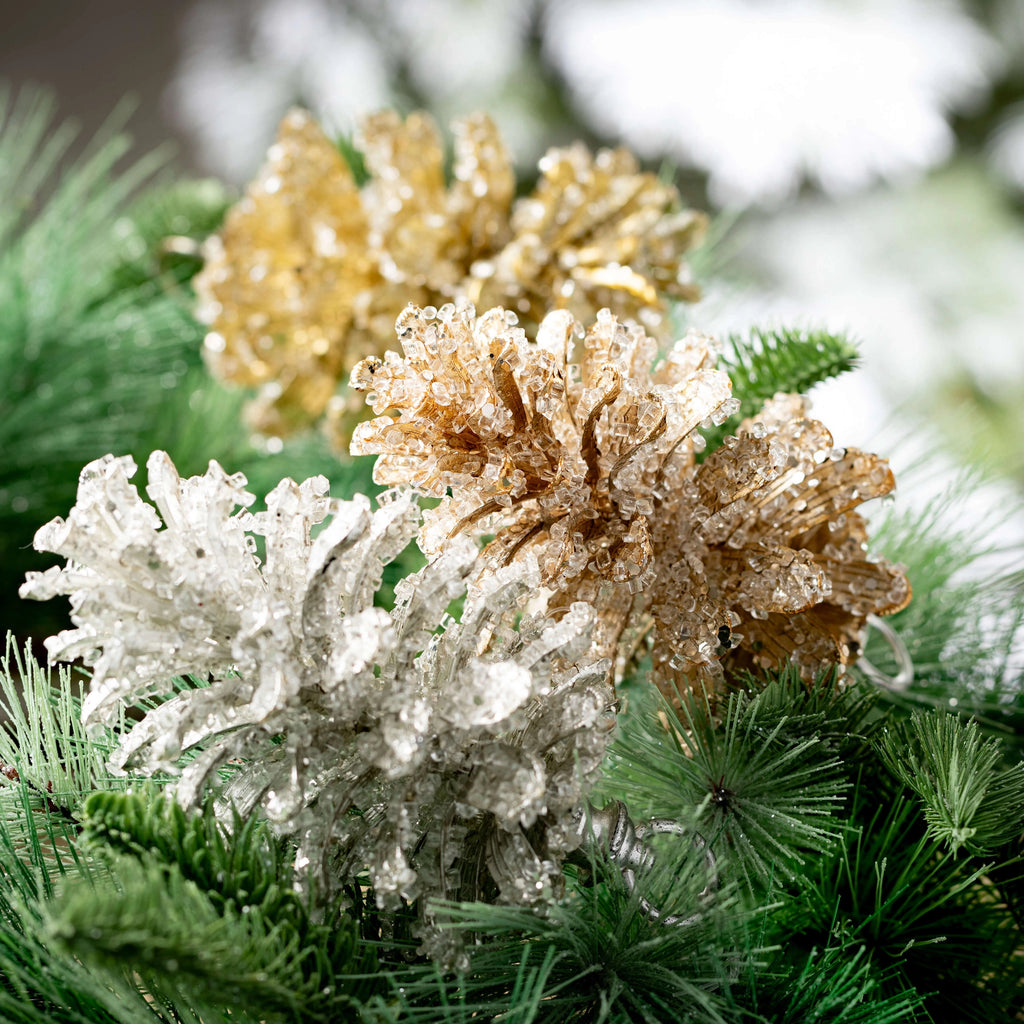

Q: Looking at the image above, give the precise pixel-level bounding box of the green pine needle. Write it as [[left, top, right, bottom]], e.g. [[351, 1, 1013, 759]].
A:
[[863, 480, 1024, 745], [605, 682, 848, 893], [0, 824, 227, 1023], [0, 777, 199, 1022], [103, 177, 231, 293], [701, 326, 859, 455], [80, 789, 307, 925], [0, 910, 205, 1024], [787, 789, 1021, 1022], [0, 87, 203, 635], [0, 635, 127, 815], [740, 942, 922, 1024], [0, 88, 353, 638], [0, 633, 129, 901], [392, 857, 749, 1024], [0, 642, 278, 1022], [728, 665, 881, 764], [369, 945, 559, 1024], [335, 133, 370, 187], [46, 855, 319, 1022], [877, 711, 1024, 855], [63, 789, 379, 1022]]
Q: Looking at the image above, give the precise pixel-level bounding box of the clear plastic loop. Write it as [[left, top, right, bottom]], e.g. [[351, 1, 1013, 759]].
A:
[[572, 801, 717, 927], [632, 817, 717, 926], [856, 613, 914, 691]]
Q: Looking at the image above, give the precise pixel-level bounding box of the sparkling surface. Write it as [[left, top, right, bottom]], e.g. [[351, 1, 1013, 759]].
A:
[[351, 307, 911, 691], [194, 108, 706, 442], [21, 451, 614, 929]]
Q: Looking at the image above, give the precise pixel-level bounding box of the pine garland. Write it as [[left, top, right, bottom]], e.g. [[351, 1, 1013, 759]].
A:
[[606, 679, 850, 892], [0, 87, 364, 640], [51, 793, 378, 1023], [878, 712, 1024, 854], [0, 94, 1020, 1024]]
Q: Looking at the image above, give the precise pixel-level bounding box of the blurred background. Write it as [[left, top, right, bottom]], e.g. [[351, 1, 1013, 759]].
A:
[[2, 0, 1023, 640]]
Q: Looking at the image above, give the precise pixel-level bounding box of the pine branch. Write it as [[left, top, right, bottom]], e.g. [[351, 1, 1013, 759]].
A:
[[724, 326, 861, 417], [367, 946, 559, 1024], [0, 640, 227, 1021], [390, 857, 751, 1024], [729, 665, 881, 764], [863, 483, 1024, 746], [0, 89, 204, 636], [0, 786, 204, 1022], [786, 789, 1021, 1022], [46, 855, 319, 1022], [739, 943, 922, 1024], [0, 635, 130, 894], [701, 326, 859, 455], [80, 789, 308, 925], [0, 635, 126, 814], [103, 177, 231, 294], [877, 711, 1024, 855], [605, 681, 848, 893], [0, 641, 278, 1022], [387, 871, 925, 1024], [55, 789, 380, 1022], [0, 89, 350, 638], [0, 911, 192, 1024], [0, 844, 225, 1023], [0, 88, 162, 257]]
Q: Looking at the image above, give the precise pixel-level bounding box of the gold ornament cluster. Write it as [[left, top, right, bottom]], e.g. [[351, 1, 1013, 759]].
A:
[[195, 106, 910, 691], [195, 109, 706, 441]]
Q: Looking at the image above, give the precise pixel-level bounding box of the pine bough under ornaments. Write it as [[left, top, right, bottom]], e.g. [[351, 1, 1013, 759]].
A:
[[3, 107, 1023, 1023]]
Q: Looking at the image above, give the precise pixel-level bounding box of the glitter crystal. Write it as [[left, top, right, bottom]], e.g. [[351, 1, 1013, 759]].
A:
[[195, 108, 706, 443], [22, 450, 614, 929], [352, 308, 910, 693]]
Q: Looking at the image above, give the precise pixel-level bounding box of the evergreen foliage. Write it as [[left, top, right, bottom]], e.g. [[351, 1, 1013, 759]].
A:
[[737, 943, 923, 1024], [864, 491, 1024, 743], [0, 897, 195, 1024], [725, 665, 880, 764], [104, 177, 231, 293], [372, 843, 936, 1024], [0, 636, 125, 813], [0, 87, 368, 638], [0, 93, 1021, 1024], [0, 87, 205, 636], [49, 790, 378, 1023], [369, 947, 558, 1024], [782, 789, 1021, 1022], [0, 659, 183, 1021], [0, 824, 253, 1024], [606, 679, 850, 892], [877, 711, 1024, 854], [387, 860, 748, 1024], [700, 326, 859, 454]]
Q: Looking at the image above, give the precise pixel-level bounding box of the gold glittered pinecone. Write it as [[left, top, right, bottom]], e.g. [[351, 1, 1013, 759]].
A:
[[647, 393, 911, 693], [195, 108, 706, 441], [351, 304, 911, 695]]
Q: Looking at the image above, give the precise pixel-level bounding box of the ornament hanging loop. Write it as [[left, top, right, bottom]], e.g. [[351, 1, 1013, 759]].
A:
[[632, 817, 716, 925], [570, 800, 717, 926], [856, 613, 914, 691]]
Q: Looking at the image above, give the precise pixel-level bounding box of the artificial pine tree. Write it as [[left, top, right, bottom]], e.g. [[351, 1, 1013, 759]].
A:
[[1, 96, 1022, 1024]]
